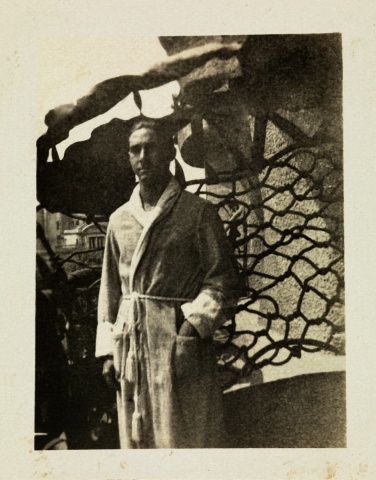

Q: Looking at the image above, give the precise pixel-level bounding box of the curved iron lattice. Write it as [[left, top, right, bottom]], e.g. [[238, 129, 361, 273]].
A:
[[202, 150, 343, 389]]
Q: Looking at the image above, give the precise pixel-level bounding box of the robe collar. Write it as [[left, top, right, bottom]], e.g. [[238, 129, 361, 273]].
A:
[[126, 175, 182, 292], [125, 175, 182, 228]]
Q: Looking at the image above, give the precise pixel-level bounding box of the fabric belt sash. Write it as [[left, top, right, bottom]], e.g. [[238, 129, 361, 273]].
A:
[[121, 292, 193, 443]]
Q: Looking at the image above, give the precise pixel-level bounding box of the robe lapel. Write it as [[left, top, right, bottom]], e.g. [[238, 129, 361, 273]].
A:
[[124, 176, 182, 292]]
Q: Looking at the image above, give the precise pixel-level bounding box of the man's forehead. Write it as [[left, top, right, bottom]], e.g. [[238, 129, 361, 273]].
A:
[[128, 127, 160, 145]]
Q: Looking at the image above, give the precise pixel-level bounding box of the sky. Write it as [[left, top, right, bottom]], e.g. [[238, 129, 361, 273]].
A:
[[37, 36, 203, 180], [37, 37, 178, 149]]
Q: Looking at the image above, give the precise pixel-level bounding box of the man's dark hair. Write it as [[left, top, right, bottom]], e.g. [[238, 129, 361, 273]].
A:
[[128, 117, 176, 161]]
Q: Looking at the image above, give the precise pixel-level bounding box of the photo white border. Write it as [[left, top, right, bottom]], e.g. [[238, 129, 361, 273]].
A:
[[1, 1, 376, 478]]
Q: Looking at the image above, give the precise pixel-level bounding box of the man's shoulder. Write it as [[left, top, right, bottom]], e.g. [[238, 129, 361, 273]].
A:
[[108, 201, 132, 223], [178, 190, 219, 220], [179, 190, 211, 209]]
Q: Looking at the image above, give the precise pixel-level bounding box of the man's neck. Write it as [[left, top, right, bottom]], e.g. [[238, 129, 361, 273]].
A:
[[139, 175, 171, 211]]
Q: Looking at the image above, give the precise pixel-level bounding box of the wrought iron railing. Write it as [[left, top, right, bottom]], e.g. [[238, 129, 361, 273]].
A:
[[200, 146, 343, 389]]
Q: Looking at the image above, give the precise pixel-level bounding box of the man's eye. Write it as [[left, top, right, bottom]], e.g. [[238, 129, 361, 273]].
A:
[[129, 146, 141, 155]]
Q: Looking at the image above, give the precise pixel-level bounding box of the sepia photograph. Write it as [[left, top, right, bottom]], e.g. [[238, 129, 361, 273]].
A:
[[2, 1, 376, 479], [35, 34, 345, 450]]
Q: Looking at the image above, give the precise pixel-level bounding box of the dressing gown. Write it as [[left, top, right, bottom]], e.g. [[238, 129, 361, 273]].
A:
[[96, 176, 242, 448]]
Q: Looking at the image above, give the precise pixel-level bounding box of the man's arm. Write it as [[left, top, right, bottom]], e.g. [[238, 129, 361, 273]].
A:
[[181, 203, 243, 338], [178, 319, 200, 337], [95, 220, 122, 357]]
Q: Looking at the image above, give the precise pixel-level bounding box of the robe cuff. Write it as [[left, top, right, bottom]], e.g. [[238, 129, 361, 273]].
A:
[[181, 290, 227, 339], [95, 322, 114, 357]]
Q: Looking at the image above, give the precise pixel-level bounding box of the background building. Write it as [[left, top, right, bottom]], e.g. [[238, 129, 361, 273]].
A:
[[37, 209, 107, 252]]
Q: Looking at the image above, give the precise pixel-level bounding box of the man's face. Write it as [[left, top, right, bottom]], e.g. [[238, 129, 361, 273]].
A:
[[128, 127, 171, 185]]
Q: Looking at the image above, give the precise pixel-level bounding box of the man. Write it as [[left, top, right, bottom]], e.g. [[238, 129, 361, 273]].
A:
[[95, 117, 242, 448]]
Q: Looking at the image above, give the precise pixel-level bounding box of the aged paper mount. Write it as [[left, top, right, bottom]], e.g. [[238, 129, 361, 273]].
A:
[[1, 0, 376, 479]]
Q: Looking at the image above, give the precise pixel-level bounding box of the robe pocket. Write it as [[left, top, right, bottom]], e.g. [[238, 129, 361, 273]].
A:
[[174, 335, 202, 380]]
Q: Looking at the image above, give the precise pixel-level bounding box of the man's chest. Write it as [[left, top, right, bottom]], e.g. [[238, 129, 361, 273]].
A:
[[114, 210, 199, 263]]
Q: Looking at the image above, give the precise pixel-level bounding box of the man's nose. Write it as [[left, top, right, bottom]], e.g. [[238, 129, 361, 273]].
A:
[[139, 147, 148, 162]]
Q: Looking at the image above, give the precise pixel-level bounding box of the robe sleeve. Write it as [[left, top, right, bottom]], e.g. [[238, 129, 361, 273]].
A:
[[95, 218, 122, 357], [181, 203, 243, 339]]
